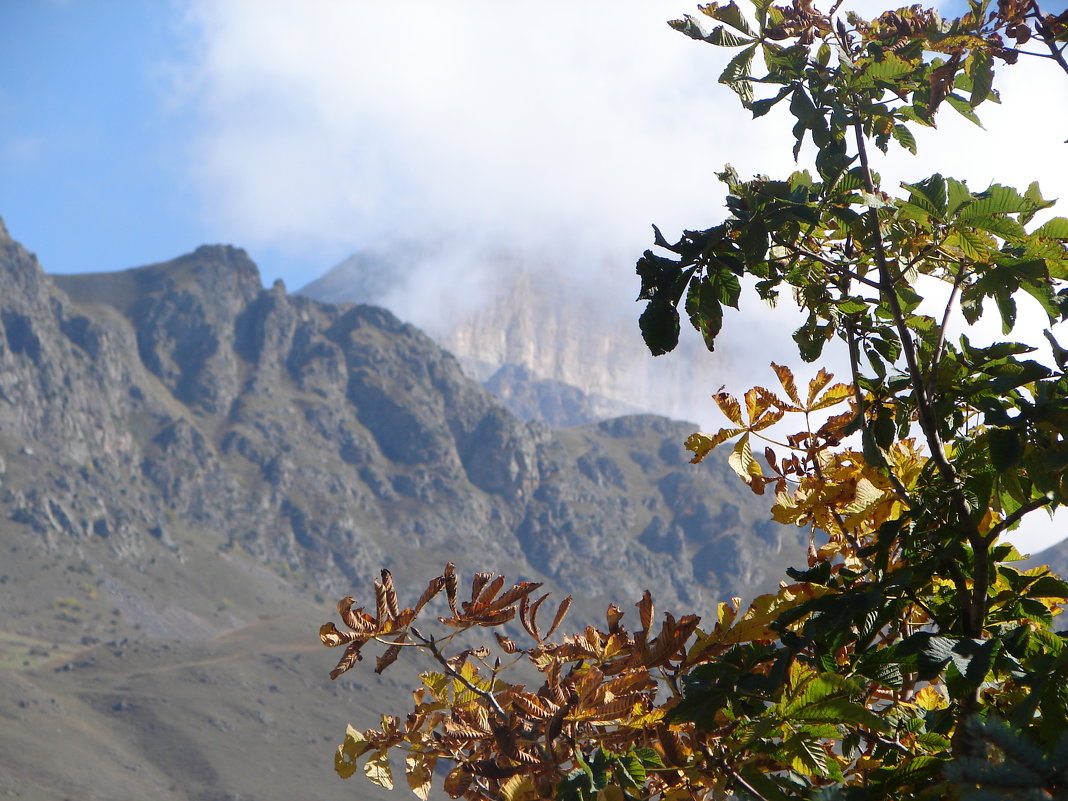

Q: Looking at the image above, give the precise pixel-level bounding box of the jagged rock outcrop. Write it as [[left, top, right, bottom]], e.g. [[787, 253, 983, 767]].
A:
[[0, 219, 804, 621]]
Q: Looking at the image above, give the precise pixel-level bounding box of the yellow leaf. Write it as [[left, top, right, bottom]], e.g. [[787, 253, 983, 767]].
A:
[[501, 775, 538, 801], [913, 685, 948, 710], [406, 753, 434, 800], [335, 725, 372, 779], [809, 382, 852, 411], [727, 433, 763, 486], [422, 671, 451, 703], [714, 391, 744, 425], [806, 368, 834, 406], [745, 387, 772, 424], [364, 751, 394, 789], [598, 786, 625, 801], [443, 765, 472, 798], [685, 428, 744, 463], [335, 745, 357, 779], [749, 408, 785, 432], [771, 362, 801, 405]]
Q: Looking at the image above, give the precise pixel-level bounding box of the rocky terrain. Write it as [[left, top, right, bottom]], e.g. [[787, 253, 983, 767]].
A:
[[0, 219, 809, 801]]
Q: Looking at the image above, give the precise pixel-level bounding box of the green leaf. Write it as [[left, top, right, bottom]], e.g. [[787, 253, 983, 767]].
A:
[[685, 277, 725, 352], [705, 25, 754, 47], [639, 300, 681, 356], [891, 124, 917, 154], [793, 697, 890, 732], [960, 184, 1040, 219], [1034, 217, 1068, 240], [903, 174, 948, 219], [946, 93, 984, 127], [864, 52, 915, 84], [667, 16, 707, 41], [720, 45, 757, 105], [988, 427, 1025, 471], [968, 49, 994, 106]]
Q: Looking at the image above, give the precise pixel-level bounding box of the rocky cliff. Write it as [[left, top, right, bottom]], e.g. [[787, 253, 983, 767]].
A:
[[0, 219, 806, 801]]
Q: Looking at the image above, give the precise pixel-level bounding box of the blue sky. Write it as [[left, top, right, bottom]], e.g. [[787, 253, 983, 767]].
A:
[[1, 1, 200, 275]]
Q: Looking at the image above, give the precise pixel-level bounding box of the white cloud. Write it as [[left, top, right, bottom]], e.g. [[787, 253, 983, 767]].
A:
[[171, 1, 1068, 553]]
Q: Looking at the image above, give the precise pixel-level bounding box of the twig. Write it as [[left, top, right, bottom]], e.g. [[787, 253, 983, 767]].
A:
[[411, 629, 509, 719]]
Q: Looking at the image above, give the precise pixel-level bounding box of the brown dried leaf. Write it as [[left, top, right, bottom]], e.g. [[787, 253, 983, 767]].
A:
[[494, 631, 519, 654], [492, 719, 520, 758], [329, 641, 365, 679], [380, 568, 401, 619], [490, 581, 543, 612], [375, 642, 404, 674], [444, 562, 459, 616], [443, 766, 473, 798], [545, 595, 572, 639], [337, 597, 378, 635], [374, 579, 389, 624], [637, 590, 654, 634], [513, 692, 553, 720], [527, 592, 551, 641], [320, 621, 364, 647], [519, 592, 536, 640], [579, 693, 646, 722], [606, 603, 624, 633], [475, 574, 505, 607], [470, 572, 494, 603], [714, 391, 743, 424], [393, 608, 417, 630], [475, 607, 516, 627], [414, 575, 446, 615], [602, 670, 653, 697], [771, 361, 801, 405]]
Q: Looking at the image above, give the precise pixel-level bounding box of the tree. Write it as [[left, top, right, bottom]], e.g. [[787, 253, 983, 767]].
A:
[[318, 2, 1068, 798]]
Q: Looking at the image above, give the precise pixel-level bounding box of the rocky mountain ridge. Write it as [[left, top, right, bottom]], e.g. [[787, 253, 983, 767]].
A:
[[298, 241, 736, 427], [0, 219, 806, 801]]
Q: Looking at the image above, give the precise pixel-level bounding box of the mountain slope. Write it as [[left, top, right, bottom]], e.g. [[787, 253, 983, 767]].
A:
[[0, 219, 806, 800]]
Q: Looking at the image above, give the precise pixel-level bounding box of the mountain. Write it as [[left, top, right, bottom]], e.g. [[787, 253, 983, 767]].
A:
[[298, 241, 744, 427], [0, 219, 806, 801]]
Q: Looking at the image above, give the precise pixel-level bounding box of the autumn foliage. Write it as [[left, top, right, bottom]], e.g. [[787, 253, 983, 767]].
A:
[[320, 1, 1068, 799]]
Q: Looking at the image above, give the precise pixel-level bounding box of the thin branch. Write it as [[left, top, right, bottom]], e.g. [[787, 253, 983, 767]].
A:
[[985, 495, 1055, 546], [926, 260, 968, 398], [411, 629, 509, 719]]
